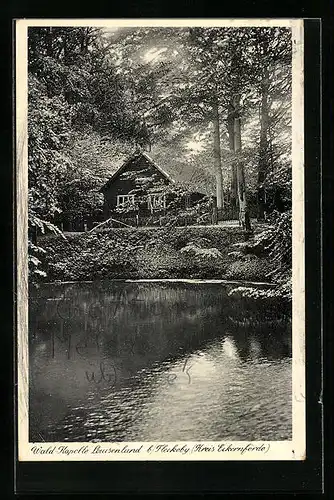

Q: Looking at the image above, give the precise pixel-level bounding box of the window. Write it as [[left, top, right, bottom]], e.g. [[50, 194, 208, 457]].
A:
[[148, 193, 166, 211], [116, 194, 135, 208]]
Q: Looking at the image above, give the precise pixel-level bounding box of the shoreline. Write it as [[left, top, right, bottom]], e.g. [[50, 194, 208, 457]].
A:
[[36, 278, 277, 288]]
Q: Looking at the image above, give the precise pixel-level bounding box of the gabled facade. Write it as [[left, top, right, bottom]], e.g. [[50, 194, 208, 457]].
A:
[[100, 151, 205, 225]]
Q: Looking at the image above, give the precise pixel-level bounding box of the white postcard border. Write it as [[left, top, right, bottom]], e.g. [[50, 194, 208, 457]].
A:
[[16, 18, 305, 462]]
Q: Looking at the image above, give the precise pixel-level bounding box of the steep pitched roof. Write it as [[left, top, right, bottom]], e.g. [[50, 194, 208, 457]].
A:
[[143, 152, 216, 197], [100, 151, 174, 192], [100, 150, 216, 197], [141, 152, 175, 183]]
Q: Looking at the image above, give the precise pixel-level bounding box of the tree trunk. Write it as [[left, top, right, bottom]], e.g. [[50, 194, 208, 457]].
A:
[[233, 95, 252, 231], [80, 28, 90, 55], [227, 103, 238, 209], [46, 27, 53, 57], [257, 66, 270, 221], [212, 97, 224, 212]]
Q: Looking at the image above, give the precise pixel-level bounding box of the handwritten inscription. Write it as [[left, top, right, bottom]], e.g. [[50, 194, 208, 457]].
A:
[[34, 291, 200, 390], [165, 357, 193, 385], [55, 288, 144, 323], [85, 361, 117, 386], [46, 324, 193, 388]]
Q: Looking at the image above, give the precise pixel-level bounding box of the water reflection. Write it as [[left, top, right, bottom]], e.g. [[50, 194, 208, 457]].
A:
[[29, 281, 292, 442]]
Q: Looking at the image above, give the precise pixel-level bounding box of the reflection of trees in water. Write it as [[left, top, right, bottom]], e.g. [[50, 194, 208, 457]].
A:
[[30, 281, 228, 321], [227, 297, 291, 323], [29, 282, 293, 443], [224, 322, 291, 363], [29, 282, 291, 374]]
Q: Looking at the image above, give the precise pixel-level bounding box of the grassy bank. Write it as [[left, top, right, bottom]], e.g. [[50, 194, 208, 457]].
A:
[[38, 225, 275, 283]]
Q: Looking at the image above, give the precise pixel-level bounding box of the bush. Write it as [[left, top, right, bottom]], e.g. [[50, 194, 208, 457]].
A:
[[43, 232, 140, 281], [225, 257, 274, 282], [136, 246, 190, 278], [160, 226, 245, 252], [35, 225, 265, 282], [228, 210, 292, 300], [227, 284, 292, 322]]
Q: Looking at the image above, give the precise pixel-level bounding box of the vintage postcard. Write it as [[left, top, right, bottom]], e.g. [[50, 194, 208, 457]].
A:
[[16, 18, 305, 461]]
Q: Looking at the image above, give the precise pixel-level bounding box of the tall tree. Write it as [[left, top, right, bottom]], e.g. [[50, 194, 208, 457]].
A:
[[217, 30, 254, 230], [107, 27, 228, 211], [27, 26, 151, 277], [212, 94, 224, 210], [249, 27, 292, 220]]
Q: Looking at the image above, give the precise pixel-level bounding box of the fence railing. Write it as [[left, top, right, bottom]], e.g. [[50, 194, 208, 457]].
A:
[[52, 205, 259, 232]]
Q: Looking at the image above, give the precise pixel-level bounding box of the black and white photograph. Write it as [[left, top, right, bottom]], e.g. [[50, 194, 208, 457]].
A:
[[16, 19, 305, 461]]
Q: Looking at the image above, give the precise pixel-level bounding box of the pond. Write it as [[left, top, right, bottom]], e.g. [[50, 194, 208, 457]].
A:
[[29, 281, 292, 442]]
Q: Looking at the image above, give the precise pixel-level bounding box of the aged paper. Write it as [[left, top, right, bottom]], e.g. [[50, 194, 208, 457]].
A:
[[16, 18, 305, 461]]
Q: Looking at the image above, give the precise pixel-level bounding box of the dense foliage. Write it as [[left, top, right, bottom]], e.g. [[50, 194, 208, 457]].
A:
[[37, 226, 248, 281], [28, 25, 293, 297], [227, 209, 292, 298]]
